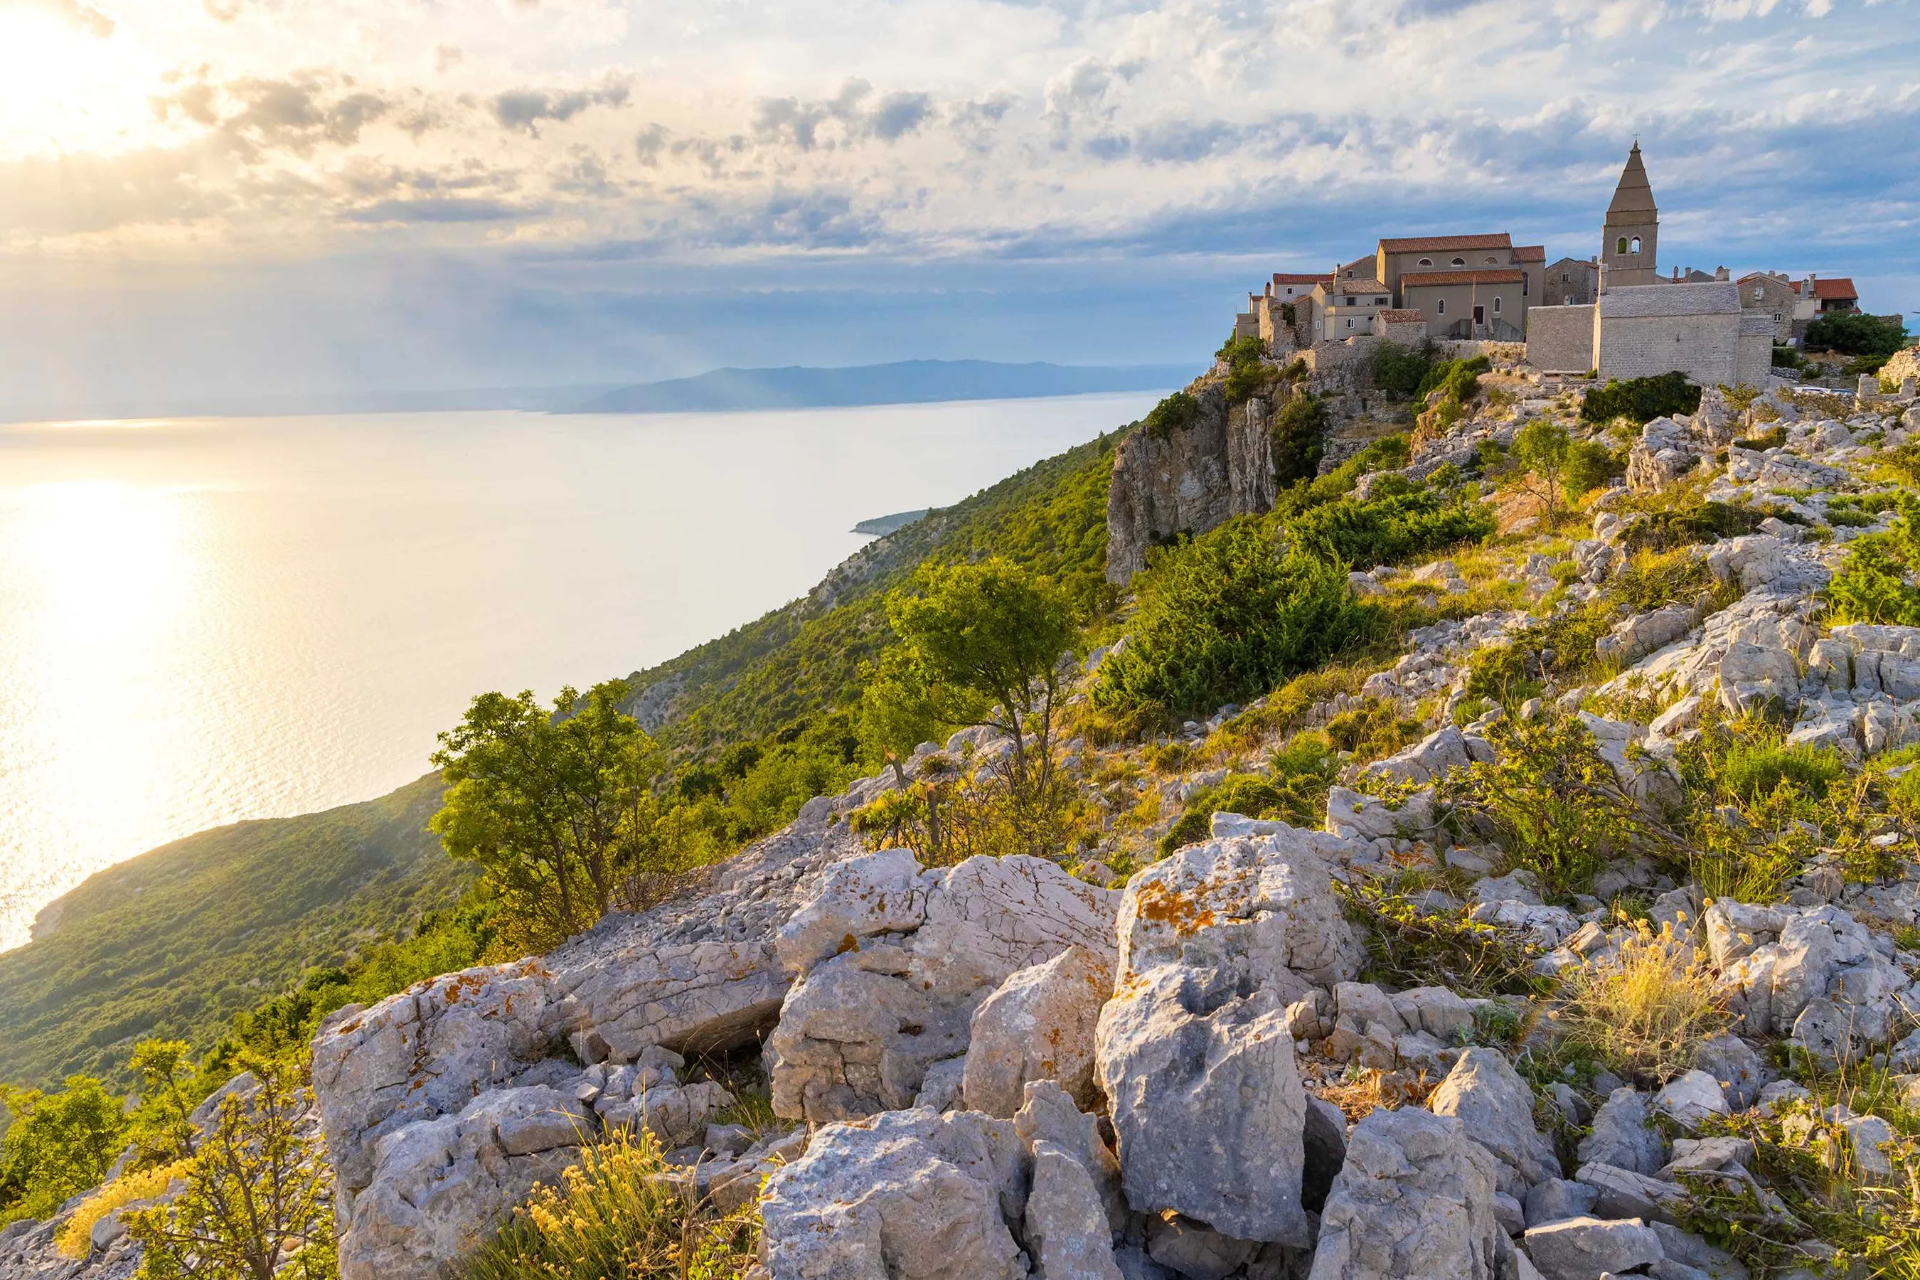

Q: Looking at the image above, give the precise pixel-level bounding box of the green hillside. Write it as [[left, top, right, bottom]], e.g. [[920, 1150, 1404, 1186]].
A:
[[0, 776, 470, 1085]]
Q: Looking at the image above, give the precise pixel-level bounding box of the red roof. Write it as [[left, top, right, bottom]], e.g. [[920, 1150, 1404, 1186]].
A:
[[1378, 309, 1426, 323], [1787, 277, 1859, 300], [1378, 233, 1512, 253], [1513, 245, 1546, 262], [1398, 269, 1527, 287], [1272, 272, 1332, 285]]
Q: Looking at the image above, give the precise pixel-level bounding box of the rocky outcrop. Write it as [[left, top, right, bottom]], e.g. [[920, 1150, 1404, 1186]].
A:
[[768, 853, 1119, 1123], [963, 944, 1112, 1118], [1105, 384, 1284, 583], [1307, 1106, 1505, 1280]]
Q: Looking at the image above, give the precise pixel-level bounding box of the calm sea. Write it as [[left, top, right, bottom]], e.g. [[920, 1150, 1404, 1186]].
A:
[[0, 393, 1158, 949]]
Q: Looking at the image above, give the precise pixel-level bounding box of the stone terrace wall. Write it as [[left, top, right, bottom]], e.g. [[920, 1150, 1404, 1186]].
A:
[[1526, 304, 1596, 374]]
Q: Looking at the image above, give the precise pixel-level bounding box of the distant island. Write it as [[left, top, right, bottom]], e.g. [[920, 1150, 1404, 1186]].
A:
[[567, 360, 1189, 414], [851, 509, 930, 536]]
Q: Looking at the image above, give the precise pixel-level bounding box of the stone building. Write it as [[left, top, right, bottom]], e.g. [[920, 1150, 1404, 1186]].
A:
[[1594, 280, 1774, 387], [1601, 142, 1659, 286], [1738, 271, 1799, 345], [1793, 275, 1861, 318], [1311, 275, 1393, 342], [1542, 257, 1599, 306]]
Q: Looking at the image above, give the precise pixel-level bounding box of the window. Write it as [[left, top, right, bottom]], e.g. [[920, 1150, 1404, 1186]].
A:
[[1522, 272, 1529, 297], [1346, 317, 1354, 330], [1617, 236, 1628, 255], [1630, 236, 1641, 253], [1753, 287, 1764, 300], [1493, 296, 1502, 314], [1376, 296, 1388, 305], [1451, 257, 1466, 266], [1437, 298, 1446, 315], [1418, 258, 1433, 266], [1485, 256, 1497, 264], [1345, 296, 1355, 306], [1773, 312, 1783, 321]]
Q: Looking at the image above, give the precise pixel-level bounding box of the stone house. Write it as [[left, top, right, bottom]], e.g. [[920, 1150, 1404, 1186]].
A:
[[1793, 275, 1860, 318], [1594, 280, 1774, 387], [1312, 276, 1393, 342], [1738, 272, 1799, 345], [1399, 269, 1528, 340], [1542, 257, 1599, 306]]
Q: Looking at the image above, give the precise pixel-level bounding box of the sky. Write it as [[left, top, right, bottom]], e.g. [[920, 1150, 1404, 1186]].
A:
[[0, 0, 1916, 411]]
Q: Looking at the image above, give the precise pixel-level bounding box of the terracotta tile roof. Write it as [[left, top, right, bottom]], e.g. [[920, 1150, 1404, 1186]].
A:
[[1399, 269, 1527, 287], [1513, 245, 1546, 262], [1379, 309, 1425, 323], [1272, 272, 1332, 286], [1812, 277, 1859, 301], [1377, 233, 1512, 253], [1325, 279, 1389, 296]]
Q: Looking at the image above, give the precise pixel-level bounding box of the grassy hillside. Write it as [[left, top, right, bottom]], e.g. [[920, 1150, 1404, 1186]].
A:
[[0, 420, 1136, 1088], [0, 775, 470, 1085]]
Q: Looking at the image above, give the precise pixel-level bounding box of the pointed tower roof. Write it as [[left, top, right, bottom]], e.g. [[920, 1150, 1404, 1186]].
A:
[[1606, 142, 1657, 220]]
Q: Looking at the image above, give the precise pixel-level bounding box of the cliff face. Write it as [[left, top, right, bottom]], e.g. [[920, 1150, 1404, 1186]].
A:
[[1104, 385, 1281, 583]]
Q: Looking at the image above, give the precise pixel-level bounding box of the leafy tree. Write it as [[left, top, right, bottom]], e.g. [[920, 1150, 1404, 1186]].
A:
[[1142, 391, 1202, 440], [1563, 439, 1623, 500], [0, 1075, 131, 1223], [128, 1040, 203, 1167], [1369, 341, 1434, 397], [1511, 419, 1571, 517], [1803, 312, 1909, 359], [127, 1068, 331, 1280], [430, 680, 663, 948], [858, 648, 959, 787], [886, 559, 1079, 800], [1094, 518, 1370, 724]]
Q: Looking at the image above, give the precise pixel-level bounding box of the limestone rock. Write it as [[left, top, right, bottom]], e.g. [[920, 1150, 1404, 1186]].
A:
[[964, 945, 1112, 1118], [759, 1108, 1027, 1280], [1523, 1216, 1663, 1280], [1026, 1140, 1124, 1280], [1307, 1106, 1504, 1280], [1115, 827, 1362, 997], [1428, 1048, 1561, 1194], [1578, 1088, 1667, 1176], [1654, 1070, 1730, 1131], [1095, 964, 1310, 1246], [1574, 1161, 1688, 1224]]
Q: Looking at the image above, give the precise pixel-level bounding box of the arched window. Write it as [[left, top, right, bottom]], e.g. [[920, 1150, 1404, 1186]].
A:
[[1418, 258, 1433, 266], [1493, 296, 1503, 314], [1485, 256, 1498, 264], [1630, 236, 1642, 253], [1437, 298, 1446, 315], [1451, 257, 1466, 266], [1617, 236, 1628, 255]]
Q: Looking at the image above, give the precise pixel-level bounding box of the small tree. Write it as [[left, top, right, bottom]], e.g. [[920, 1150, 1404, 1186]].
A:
[[127, 1070, 331, 1280], [1511, 419, 1571, 517], [858, 648, 959, 788], [0, 1076, 131, 1222], [129, 1039, 202, 1166], [886, 559, 1078, 803], [431, 679, 662, 948]]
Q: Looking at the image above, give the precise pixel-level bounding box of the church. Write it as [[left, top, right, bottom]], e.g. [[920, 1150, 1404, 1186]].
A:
[[1525, 144, 1776, 388]]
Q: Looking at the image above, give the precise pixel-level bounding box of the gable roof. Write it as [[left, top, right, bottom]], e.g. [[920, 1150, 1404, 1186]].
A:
[[1598, 281, 1740, 318], [1513, 245, 1546, 262], [1272, 272, 1331, 286], [1399, 269, 1526, 288], [1377, 233, 1512, 254], [1323, 279, 1389, 296], [1811, 277, 1859, 301], [1606, 142, 1658, 220]]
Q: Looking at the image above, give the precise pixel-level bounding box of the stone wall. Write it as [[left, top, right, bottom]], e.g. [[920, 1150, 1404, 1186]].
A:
[[1105, 384, 1280, 583], [1598, 310, 1744, 384], [1526, 304, 1596, 374]]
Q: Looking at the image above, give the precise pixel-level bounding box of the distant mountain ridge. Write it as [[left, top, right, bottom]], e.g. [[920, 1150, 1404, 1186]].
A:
[[569, 360, 1187, 413]]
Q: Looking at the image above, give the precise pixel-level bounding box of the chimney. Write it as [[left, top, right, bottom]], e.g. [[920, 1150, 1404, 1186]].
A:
[[1715, 266, 1729, 281], [1598, 261, 1610, 296]]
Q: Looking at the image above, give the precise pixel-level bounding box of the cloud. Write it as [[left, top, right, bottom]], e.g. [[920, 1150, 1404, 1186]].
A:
[[344, 197, 543, 223], [490, 80, 631, 135], [43, 0, 114, 37], [751, 79, 937, 150]]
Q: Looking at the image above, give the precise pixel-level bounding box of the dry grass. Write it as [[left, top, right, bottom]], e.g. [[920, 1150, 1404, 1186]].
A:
[[456, 1128, 759, 1280], [1551, 920, 1730, 1083], [1311, 1066, 1439, 1121], [57, 1162, 189, 1259]]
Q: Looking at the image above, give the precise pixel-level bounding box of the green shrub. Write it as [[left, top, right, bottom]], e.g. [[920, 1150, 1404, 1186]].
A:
[[1770, 343, 1804, 370], [1370, 342, 1434, 397], [1143, 391, 1203, 440], [1271, 394, 1330, 485], [1581, 371, 1702, 424], [1611, 549, 1719, 614], [1287, 488, 1494, 568], [1826, 496, 1920, 626], [1415, 355, 1490, 404], [1720, 741, 1847, 804], [0, 1076, 131, 1225], [1337, 880, 1548, 999], [1621, 500, 1767, 553], [1094, 519, 1372, 724], [1803, 312, 1909, 359], [1157, 736, 1339, 854], [1324, 698, 1422, 764], [1563, 440, 1625, 500], [1733, 426, 1787, 451]]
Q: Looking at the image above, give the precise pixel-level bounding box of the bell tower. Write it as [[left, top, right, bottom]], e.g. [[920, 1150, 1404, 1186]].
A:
[[1601, 142, 1659, 287]]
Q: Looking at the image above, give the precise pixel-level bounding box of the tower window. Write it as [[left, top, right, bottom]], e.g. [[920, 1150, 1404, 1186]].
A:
[[1617, 236, 1628, 255], [1523, 273, 1529, 297], [1418, 258, 1433, 266], [1630, 236, 1642, 253], [1451, 257, 1465, 266]]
